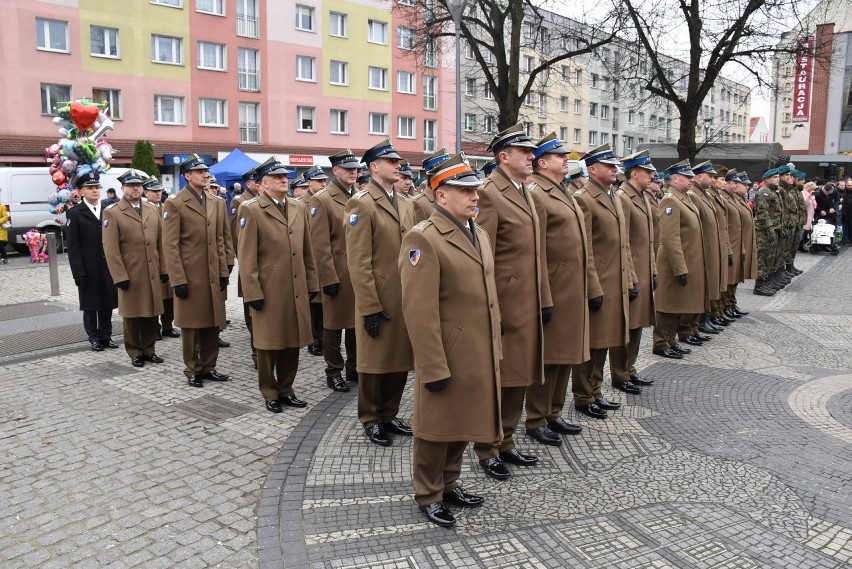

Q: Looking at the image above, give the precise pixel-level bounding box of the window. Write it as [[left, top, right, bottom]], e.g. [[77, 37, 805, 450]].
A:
[[523, 92, 533, 107], [601, 47, 610, 62], [561, 65, 569, 80], [639, 112, 645, 126], [601, 105, 609, 120], [40, 84, 71, 115], [613, 107, 619, 130], [538, 93, 546, 118], [424, 120, 437, 153], [154, 95, 185, 124], [398, 26, 415, 50], [483, 49, 493, 63], [36, 18, 69, 52], [628, 110, 635, 124], [522, 22, 535, 41], [368, 20, 388, 44], [90, 26, 119, 58], [297, 106, 316, 132], [236, 0, 259, 38], [601, 133, 609, 145], [560, 96, 569, 112], [591, 73, 598, 88], [398, 116, 416, 138], [588, 131, 598, 145], [424, 37, 437, 67], [589, 102, 598, 117], [330, 109, 348, 134], [197, 0, 224, 15], [522, 55, 534, 73], [92, 88, 122, 119], [237, 48, 259, 91], [199, 98, 227, 127], [369, 112, 388, 135], [465, 77, 476, 96], [423, 76, 437, 110], [464, 40, 474, 59], [574, 99, 582, 114], [295, 5, 315, 31], [368, 67, 387, 90], [398, 0, 415, 4], [330, 61, 348, 86], [484, 82, 493, 100], [198, 41, 226, 70], [574, 69, 582, 85], [464, 113, 476, 132], [151, 35, 183, 65], [239, 101, 260, 144], [296, 55, 316, 82], [484, 116, 495, 133], [560, 127, 568, 141], [522, 122, 533, 136], [626, 136, 634, 150], [151, 0, 182, 6], [573, 128, 581, 144], [397, 71, 415, 94], [329, 12, 348, 37]]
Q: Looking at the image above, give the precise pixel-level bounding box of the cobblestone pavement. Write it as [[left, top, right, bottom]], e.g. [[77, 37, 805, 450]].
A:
[[1, 248, 850, 568]]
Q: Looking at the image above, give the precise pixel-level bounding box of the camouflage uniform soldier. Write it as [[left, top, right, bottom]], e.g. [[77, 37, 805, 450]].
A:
[[776, 164, 800, 279], [753, 169, 782, 296]]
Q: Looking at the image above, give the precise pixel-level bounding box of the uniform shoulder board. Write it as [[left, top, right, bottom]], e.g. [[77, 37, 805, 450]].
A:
[[212, 194, 224, 200], [353, 190, 369, 199], [166, 193, 177, 200], [412, 220, 432, 232], [314, 188, 329, 197], [686, 190, 696, 196], [243, 197, 259, 206], [616, 188, 626, 196], [105, 203, 117, 209]]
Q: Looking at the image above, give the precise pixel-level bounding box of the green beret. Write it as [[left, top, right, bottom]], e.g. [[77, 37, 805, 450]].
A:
[[762, 168, 778, 180]]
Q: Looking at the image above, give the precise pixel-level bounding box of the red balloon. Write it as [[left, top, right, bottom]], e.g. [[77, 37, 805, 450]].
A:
[[70, 100, 100, 132], [52, 171, 67, 186]]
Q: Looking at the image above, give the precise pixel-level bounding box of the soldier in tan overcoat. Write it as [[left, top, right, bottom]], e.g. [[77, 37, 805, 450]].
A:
[[647, 173, 663, 254], [524, 134, 587, 447], [142, 178, 179, 339], [472, 124, 549, 480], [652, 161, 707, 358], [309, 150, 360, 393], [207, 177, 235, 348], [718, 169, 745, 317], [102, 169, 166, 367], [572, 144, 633, 421], [300, 165, 329, 357], [411, 149, 450, 222], [162, 154, 230, 388], [230, 167, 259, 366], [731, 172, 757, 314], [344, 139, 415, 446], [610, 150, 658, 395], [707, 166, 735, 325], [238, 157, 319, 412], [400, 153, 501, 529], [567, 167, 587, 193]]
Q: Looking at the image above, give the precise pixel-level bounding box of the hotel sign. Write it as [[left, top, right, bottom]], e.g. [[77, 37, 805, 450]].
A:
[[792, 37, 814, 123]]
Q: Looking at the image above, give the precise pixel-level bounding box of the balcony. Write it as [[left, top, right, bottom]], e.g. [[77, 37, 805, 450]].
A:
[[239, 122, 260, 144], [238, 68, 260, 91], [237, 14, 260, 39]]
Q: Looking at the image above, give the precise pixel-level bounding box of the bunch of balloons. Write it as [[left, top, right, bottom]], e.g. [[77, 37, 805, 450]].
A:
[[44, 98, 116, 214]]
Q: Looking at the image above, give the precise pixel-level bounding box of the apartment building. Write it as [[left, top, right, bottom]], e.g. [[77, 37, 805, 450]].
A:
[[0, 0, 454, 184]]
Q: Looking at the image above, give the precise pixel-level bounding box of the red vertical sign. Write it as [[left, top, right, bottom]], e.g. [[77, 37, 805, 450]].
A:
[[792, 37, 813, 123]]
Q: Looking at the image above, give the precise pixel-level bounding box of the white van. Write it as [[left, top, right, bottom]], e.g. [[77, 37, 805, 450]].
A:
[[0, 166, 128, 253]]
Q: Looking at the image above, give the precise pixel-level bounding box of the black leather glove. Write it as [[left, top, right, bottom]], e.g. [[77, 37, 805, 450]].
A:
[[115, 280, 130, 291], [541, 306, 553, 324], [500, 322, 505, 336], [677, 274, 689, 287], [742, 253, 746, 263], [364, 311, 391, 337], [227, 265, 234, 275], [653, 274, 658, 291], [425, 378, 448, 392], [160, 274, 169, 283], [588, 296, 603, 312], [309, 291, 318, 301], [74, 276, 87, 288], [628, 285, 639, 301], [728, 254, 734, 266], [323, 283, 340, 297], [174, 284, 189, 299], [247, 299, 264, 311], [219, 276, 229, 291]]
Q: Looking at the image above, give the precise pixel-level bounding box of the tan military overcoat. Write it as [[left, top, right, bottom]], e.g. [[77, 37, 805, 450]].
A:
[[691, 185, 725, 301], [154, 203, 172, 301], [655, 189, 707, 313], [411, 188, 436, 223], [617, 181, 656, 329]]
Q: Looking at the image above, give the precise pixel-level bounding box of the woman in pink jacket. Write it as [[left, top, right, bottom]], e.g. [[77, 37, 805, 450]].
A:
[[800, 182, 817, 251]]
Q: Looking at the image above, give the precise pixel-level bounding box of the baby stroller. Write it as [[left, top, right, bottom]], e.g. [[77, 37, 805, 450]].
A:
[[805, 219, 840, 255]]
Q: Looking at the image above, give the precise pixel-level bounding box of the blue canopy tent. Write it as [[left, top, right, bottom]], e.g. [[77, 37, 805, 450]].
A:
[[177, 148, 260, 196]]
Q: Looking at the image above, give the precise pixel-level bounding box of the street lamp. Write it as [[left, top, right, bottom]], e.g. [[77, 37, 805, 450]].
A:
[[448, 0, 467, 154], [703, 118, 713, 143]]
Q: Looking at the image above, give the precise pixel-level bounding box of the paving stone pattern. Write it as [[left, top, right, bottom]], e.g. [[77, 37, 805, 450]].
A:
[[0, 249, 850, 567]]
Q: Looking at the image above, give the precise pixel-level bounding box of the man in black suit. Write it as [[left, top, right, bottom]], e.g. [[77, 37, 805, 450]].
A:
[[66, 171, 119, 351]]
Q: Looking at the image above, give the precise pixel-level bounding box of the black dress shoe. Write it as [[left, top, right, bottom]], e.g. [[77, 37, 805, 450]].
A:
[[682, 335, 704, 346], [346, 369, 358, 383], [695, 333, 712, 341], [671, 344, 692, 355], [265, 399, 282, 413], [710, 317, 730, 327], [548, 418, 582, 434], [653, 348, 683, 359], [629, 375, 654, 386], [733, 307, 749, 316], [613, 381, 641, 394], [307, 345, 323, 356], [420, 502, 455, 528], [279, 395, 307, 408], [103, 339, 119, 349], [526, 425, 562, 446], [90, 341, 103, 352], [698, 322, 721, 334], [187, 375, 203, 388], [595, 397, 621, 410], [366, 423, 391, 446], [575, 403, 608, 419], [131, 356, 145, 367], [327, 374, 350, 392], [384, 417, 413, 436], [162, 329, 181, 338], [724, 307, 742, 319], [499, 448, 539, 466], [198, 370, 230, 382], [443, 487, 484, 508], [218, 338, 231, 348], [479, 457, 510, 480], [143, 354, 164, 364]]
